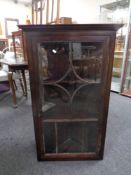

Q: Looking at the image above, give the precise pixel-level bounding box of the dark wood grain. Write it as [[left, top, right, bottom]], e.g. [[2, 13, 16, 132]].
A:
[[19, 24, 123, 31]]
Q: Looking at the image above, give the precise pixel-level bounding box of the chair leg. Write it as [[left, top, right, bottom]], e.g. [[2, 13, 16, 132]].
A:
[[8, 72, 17, 108], [19, 78, 25, 95], [13, 80, 17, 90], [22, 70, 27, 96]]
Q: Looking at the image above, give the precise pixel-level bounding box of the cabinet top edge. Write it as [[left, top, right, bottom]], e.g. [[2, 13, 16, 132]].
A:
[[18, 24, 123, 32]]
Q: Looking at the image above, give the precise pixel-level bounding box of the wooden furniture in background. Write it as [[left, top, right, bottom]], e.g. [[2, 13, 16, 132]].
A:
[[112, 35, 124, 77], [60, 17, 72, 24], [19, 24, 122, 161], [0, 59, 28, 107], [113, 51, 123, 77], [12, 30, 28, 62], [32, 0, 60, 24], [120, 27, 131, 97], [0, 38, 8, 51]]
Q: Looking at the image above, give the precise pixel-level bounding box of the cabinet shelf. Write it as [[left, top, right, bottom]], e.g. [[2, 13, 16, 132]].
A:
[[42, 79, 101, 85], [43, 118, 98, 123], [41, 101, 100, 122], [15, 46, 23, 49], [115, 50, 124, 53], [41, 113, 99, 123], [114, 55, 123, 59]]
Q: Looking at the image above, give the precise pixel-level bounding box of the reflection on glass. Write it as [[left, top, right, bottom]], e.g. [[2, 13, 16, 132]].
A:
[[38, 42, 103, 154], [38, 42, 69, 81], [122, 46, 131, 96], [38, 42, 103, 83]]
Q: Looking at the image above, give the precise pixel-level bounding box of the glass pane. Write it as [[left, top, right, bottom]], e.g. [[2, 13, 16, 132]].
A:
[[122, 34, 131, 97], [123, 55, 131, 96], [99, 0, 130, 92], [14, 35, 24, 59], [44, 122, 98, 153], [38, 42, 69, 82], [39, 42, 103, 119], [111, 27, 126, 92], [38, 41, 103, 154], [41, 84, 101, 120], [72, 42, 103, 83]]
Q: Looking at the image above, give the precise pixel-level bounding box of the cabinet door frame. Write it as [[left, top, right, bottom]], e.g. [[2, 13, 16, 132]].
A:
[[24, 30, 116, 160]]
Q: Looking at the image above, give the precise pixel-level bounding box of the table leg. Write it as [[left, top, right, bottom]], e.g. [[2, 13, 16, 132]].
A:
[[8, 72, 17, 108], [22, 70, 27, 96]]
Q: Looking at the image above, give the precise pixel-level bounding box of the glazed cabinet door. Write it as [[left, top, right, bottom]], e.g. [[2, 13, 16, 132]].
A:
[[36, 36, 110, 160]]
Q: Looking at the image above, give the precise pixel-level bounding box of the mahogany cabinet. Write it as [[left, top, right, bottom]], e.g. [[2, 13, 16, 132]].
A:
[[19, 24, 122, 161]]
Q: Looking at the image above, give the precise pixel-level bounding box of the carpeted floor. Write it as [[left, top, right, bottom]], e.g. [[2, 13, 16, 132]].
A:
[[0, 90, 131, 175]]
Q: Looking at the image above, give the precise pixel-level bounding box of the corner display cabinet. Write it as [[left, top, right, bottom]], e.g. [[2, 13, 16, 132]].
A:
[[19, 24, 122, 161]]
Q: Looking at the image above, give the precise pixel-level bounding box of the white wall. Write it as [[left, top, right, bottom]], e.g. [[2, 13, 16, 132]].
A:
[[100, 0, 116, 5], [0, 0, 31, 38], [0, 0, 127, 37], [60, 0, 101, 23], [60, 0, 125, 23]]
